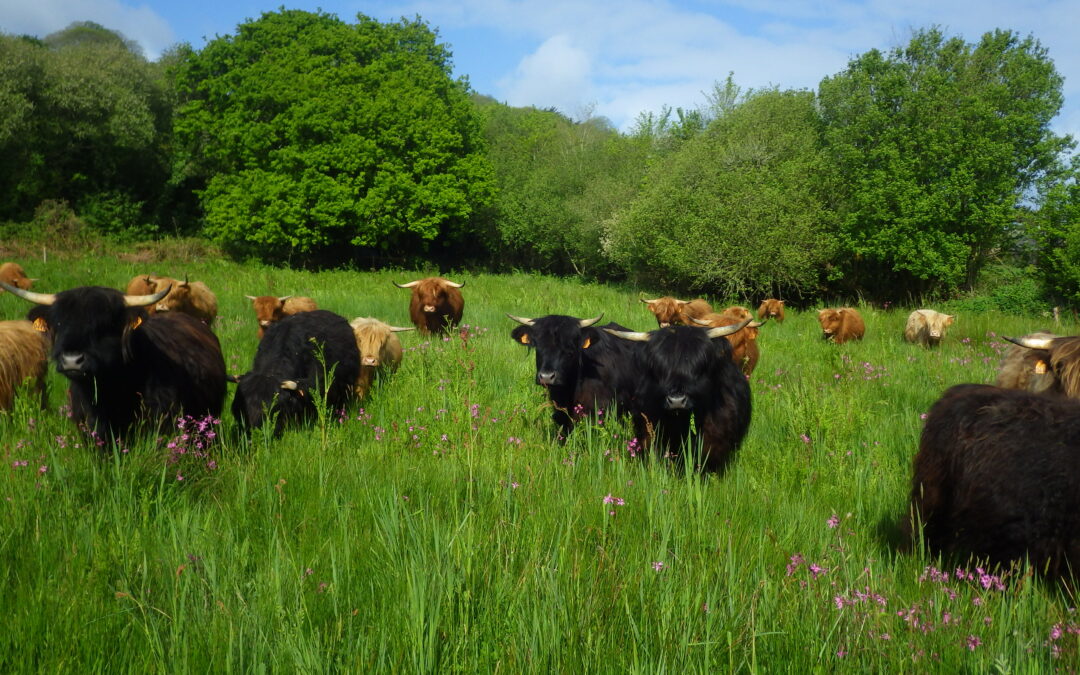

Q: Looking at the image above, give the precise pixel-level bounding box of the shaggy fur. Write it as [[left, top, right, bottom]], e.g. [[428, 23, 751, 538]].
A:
[[757, 299, 785, 322], [0, 262, 34, 292], [903, 309, 954, 347], [156, 279, 217, 325], [818, 308, 865, 344], [248, 295, 319, 339], [904, 384, 1080, 576], [695, 312, 760, 376], [396, 277, 464, 335], [996, 333, 1080, 397], [349, 317, 409, 400], [0, 320, 48, 411], [642, 297, 713, 327]]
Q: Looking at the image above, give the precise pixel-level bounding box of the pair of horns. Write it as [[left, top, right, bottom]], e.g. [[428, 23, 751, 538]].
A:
[[394, 279, 464, 289], [506, 313, 603, 328], [0, 280, 171, 308], [640, 297, 687, 305], [607, 317, 754, 342], [245, 294, 293, 302]]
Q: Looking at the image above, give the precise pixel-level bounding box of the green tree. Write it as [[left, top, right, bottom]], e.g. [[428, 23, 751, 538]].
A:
[[173, 9, 493, 263], [1031, 156, 1080, 304], [603, 88, 837, 299], [818, 27, 1072, 297], [478, 98, 647, 277], [0, 25, 170, 233]]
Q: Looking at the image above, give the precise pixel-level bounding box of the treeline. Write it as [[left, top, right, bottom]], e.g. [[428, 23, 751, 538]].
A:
[[1, 11, 1078, 304]]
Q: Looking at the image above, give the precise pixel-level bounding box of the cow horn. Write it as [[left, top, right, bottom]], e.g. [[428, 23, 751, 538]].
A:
[[640, 297, 658, 304], [280, 380, 299, 390], [125, 284, 171, 308], [1004, 335, 1054, 350], [444, 279, 464, 288], [706, 317, 753, 339], [0, 280, 56, 305], [277, 295, 292, 302], [506, 313, 536, 326], [245, 295, 258, 301], [689, 316, 712, 326], [749, 318, 767, 328], [579, 314, 603, 327], [394, 280, 420, 288], [604, 328, 651, 342], [389, 325, 415, 332]]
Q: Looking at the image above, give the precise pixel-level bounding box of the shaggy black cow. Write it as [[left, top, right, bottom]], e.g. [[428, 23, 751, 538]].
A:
[[607, 320, 753, 474], [232, 310, 359, 435], [904, 384, 1080, 576], [508, 313, 641, 438], [1, 281, 226, 440]]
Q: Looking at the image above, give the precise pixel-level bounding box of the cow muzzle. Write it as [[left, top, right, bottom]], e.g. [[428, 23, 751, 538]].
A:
[[423, 305, 436, 313], [363, 356, 379, 367], [537, 370, 558, 386], [665, 394, 690, 410], [58, 352, 88, 377], [259, 320, 272, 327]]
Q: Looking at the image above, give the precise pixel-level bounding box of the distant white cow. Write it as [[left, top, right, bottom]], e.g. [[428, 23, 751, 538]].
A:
[[349, 317, 413, 400], [903, 309, 954, 347]]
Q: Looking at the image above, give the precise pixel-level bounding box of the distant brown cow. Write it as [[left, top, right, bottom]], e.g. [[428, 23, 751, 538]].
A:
[[996, 332, 1080, 397], [692, 312, 764, 376], [641, 297, 713, 327], [904, 309, 954, 347], [394, 277, 464, 335], [757, 299, 785, 323], [0, 320, 48, 411], [0, 262, 35, 292], [125, 275, 161, 313], [818, 308, 865, 344], [349, 317, 413, 400], [246, 295, 319, 339], [155, 279, 217, 326]]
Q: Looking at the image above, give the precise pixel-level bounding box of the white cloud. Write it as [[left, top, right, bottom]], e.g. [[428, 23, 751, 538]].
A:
[[0, 0, 175, 58], [500, 34, 594, 119]]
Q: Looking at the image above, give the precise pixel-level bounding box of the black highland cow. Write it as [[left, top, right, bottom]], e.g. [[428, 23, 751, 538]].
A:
[[905, 384, 1080, 576], [508, 313, 641, 438], [1, 281, 226, 440], [607, 321, 753, 474], [232, 310, 360, 435]]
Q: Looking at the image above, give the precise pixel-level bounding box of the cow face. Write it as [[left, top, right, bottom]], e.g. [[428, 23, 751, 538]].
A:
[[249, 295, 288, 328], [645, 327, 735, 410], [642, 297, 685, 327], [510, 315, 603, 388]]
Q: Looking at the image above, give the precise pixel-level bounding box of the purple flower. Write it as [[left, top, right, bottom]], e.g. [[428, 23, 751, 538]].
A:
[[966, 635, 981, 650], [827, 514, 840, 528], [652, 561, 665, 572]]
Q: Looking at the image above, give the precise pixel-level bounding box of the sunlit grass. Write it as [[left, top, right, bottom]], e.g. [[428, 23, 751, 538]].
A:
[[1, 256, 1077, 671]]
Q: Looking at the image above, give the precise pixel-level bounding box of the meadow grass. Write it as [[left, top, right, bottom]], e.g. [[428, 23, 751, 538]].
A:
[[1, 256, 1079, 672]]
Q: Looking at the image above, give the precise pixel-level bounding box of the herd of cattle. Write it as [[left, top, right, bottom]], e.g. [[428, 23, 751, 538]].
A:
[[1, 260, 1079, 577]]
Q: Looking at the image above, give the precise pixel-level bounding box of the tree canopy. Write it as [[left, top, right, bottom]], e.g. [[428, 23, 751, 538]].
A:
[[172, 9, 493, 264]]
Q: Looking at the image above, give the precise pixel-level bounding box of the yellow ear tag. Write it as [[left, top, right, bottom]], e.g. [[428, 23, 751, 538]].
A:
[[130, 316, 143, 331], [582, 337, 592, 349], [32, 317, 48, 333], [519, 334, 530, 345], [1035, 360, 1047, 374]]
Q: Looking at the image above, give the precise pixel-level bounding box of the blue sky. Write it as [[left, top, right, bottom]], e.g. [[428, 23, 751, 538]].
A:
[[2, 0, 1078, 139]]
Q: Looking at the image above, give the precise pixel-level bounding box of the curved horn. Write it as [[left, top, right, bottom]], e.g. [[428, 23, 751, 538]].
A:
[[0, 280, 56, 305], [389, 325, 415, 332], [245, 295, 258, 301], [690, 316, 713, 327], [749, 318, 767, 328], [1004, 335, 1054, 350], [579, 314, 604, 327], [640, 297, 659, 304], [280, 380, 299, 390], [604, 328, 651, 342], [444, 279, 464, 288], [506, 313, 536, 326], [706, 317, 753, 339], [125, 284, 171, 308], [394, 280, 420, 288], [277, 295, 293, 302]]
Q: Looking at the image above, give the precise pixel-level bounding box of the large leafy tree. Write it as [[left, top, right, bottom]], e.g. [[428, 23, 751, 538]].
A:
[[1031, 156, 1080, 303], [603, 88, 837, 299], [818, 27, 1071, 297], [173, 9, 493, 263], [478, 98, 647, 277], [0, 24, 171, 231]]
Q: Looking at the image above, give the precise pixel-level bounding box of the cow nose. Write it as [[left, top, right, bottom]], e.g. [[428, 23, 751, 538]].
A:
[[363, 356, 379, 367], [665, 394, 689, 409], [537, 371, 557, 386], [423, 305, 436, 313], [59, 352, 86, 373], [259, 320, 271, 327]]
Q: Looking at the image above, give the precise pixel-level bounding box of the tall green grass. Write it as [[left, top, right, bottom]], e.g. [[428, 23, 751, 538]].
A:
[[1, 257, 1077, 671]]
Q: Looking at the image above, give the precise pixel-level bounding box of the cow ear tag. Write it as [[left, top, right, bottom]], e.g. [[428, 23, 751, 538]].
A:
[[582, 337, 592, 349], [519, 334, 530, 345], [1035, 360, 1047, 374], [32, 317, 48, 332], [130, 316, 143, 331]]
